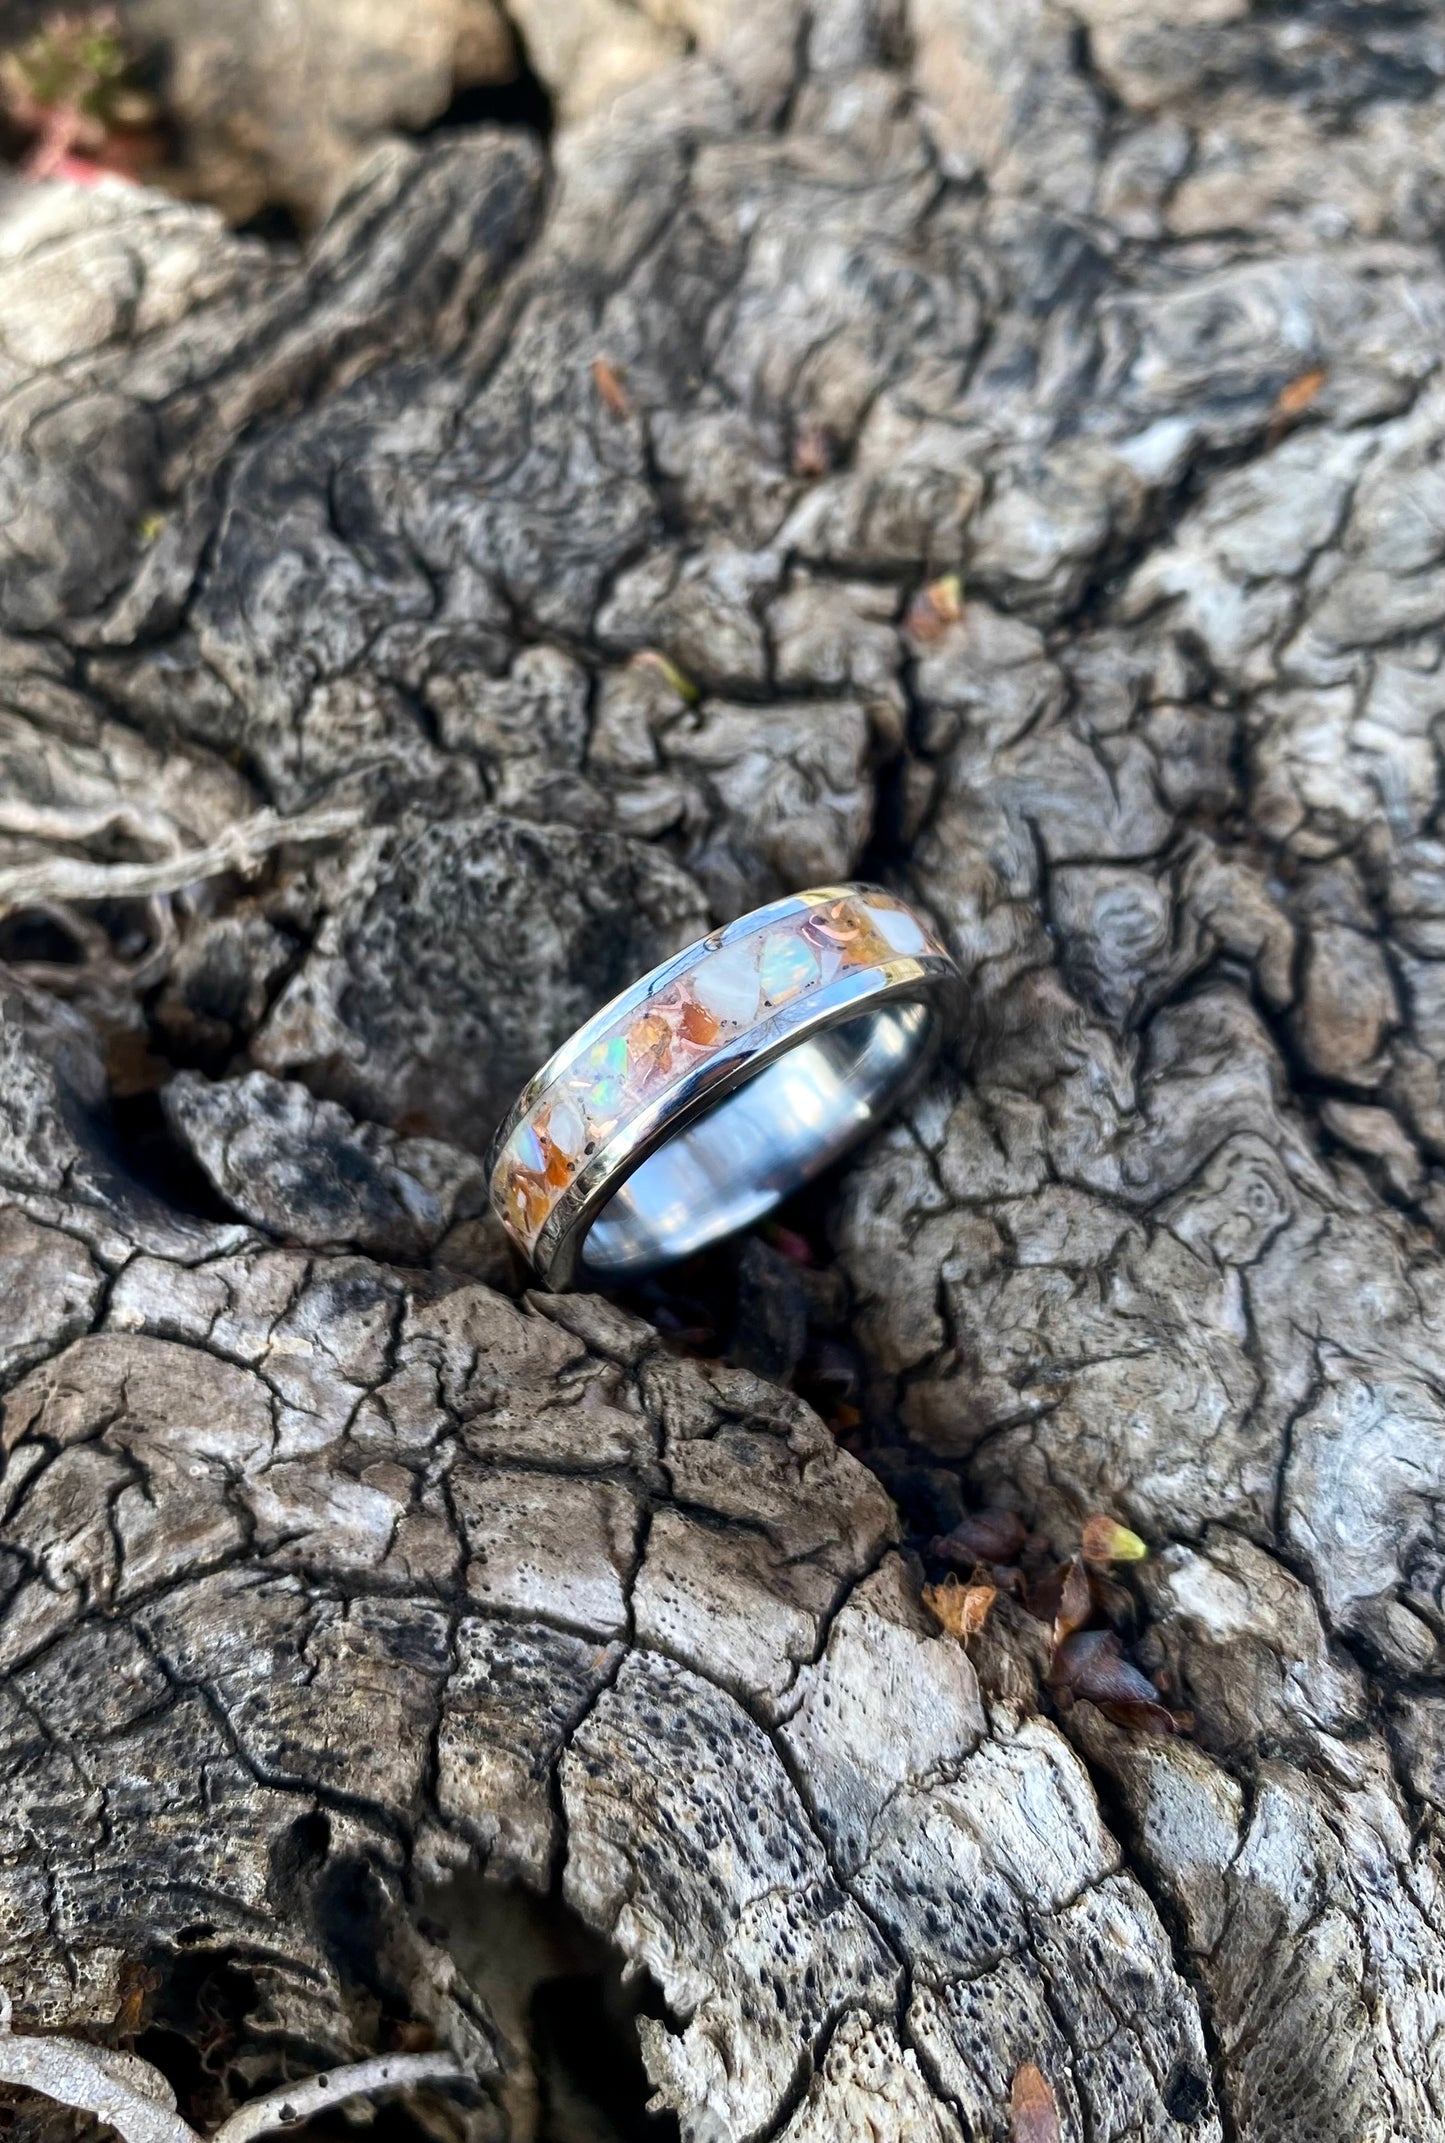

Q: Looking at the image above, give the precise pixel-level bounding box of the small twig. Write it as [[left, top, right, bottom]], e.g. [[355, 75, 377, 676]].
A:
[[0, 1991, 467, 2143], [210, 2054, 469, 2143], [0, 2027, 195, 2143], [0, 808, 360, 915], [0, 802, 187, 848]]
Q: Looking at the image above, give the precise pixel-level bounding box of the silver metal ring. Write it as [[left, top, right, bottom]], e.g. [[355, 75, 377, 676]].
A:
[[488, 883, 961, 1290]]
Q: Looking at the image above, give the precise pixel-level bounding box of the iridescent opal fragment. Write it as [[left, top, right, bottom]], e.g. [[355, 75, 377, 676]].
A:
[[578, 1034, 628, 1119], [512, 1122, 546, 1173], [757, 929, 820, 1003]]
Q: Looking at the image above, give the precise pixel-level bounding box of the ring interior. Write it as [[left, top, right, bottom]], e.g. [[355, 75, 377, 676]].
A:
[[579, 1000, 932, 1278]]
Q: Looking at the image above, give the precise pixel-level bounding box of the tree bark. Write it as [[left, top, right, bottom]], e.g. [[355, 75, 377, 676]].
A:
[[1, 4, 1444, 2140]]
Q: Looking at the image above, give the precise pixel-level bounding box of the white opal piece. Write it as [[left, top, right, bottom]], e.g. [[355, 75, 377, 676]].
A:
[[545, 1096, 586, 1157], [868, 901, 930, 957], [690, 939, 763, 1028], [513, 1122, 545, 1172]]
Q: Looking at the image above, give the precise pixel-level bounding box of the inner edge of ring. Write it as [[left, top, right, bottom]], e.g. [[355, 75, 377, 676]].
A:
[[577, 997, 939, 1281], [532, 954, 957, 1289]]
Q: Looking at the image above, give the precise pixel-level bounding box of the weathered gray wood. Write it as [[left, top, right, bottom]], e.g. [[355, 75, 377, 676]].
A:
[[1, 2, 1444, 2138]]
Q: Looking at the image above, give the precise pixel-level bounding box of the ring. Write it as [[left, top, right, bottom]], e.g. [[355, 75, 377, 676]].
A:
[[489, 884, 960, 1289]]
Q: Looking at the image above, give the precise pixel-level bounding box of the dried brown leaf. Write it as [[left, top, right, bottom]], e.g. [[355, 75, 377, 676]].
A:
[[930, 1508, 1028, 1567], [1026, 1561, 1064, 1623], [1010, 2062, 1061, 2143], [929, 572, 964, 621], [1081, 1513, 1148, 1565], [592, 355, 632, 417], [112, 1958, 158, 2038], [1266, 365, 1326, 443], [905, 573, 964, 642], [1054, 1554, 1092, 1644], [791, 421, 834, 477], [923, 1572, 997, 1644], [1051, 1628, 1154, 1701], [1100, 1696, 1191, 1734], [1085, 1564, 1136, 1628], [1050, 1629, 1182, 1730]]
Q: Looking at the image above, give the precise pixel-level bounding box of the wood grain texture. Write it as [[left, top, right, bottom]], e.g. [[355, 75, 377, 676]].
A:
[[1, 2, 1444, 2137]]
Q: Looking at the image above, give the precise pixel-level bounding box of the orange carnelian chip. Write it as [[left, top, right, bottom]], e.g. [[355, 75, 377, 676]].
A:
[[678, 998, 719, 1046], [809, 899, 892, 965], [806, 899, 860, 943], [507, 1168, 552, 1235], [629, 1011, 674, 1078]]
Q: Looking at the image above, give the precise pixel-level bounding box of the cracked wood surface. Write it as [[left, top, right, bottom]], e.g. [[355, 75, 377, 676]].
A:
[[1, 1, 1444, 2139]]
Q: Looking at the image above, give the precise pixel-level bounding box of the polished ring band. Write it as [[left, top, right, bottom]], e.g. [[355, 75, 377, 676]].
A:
[[489, 883, 960, 1290]]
